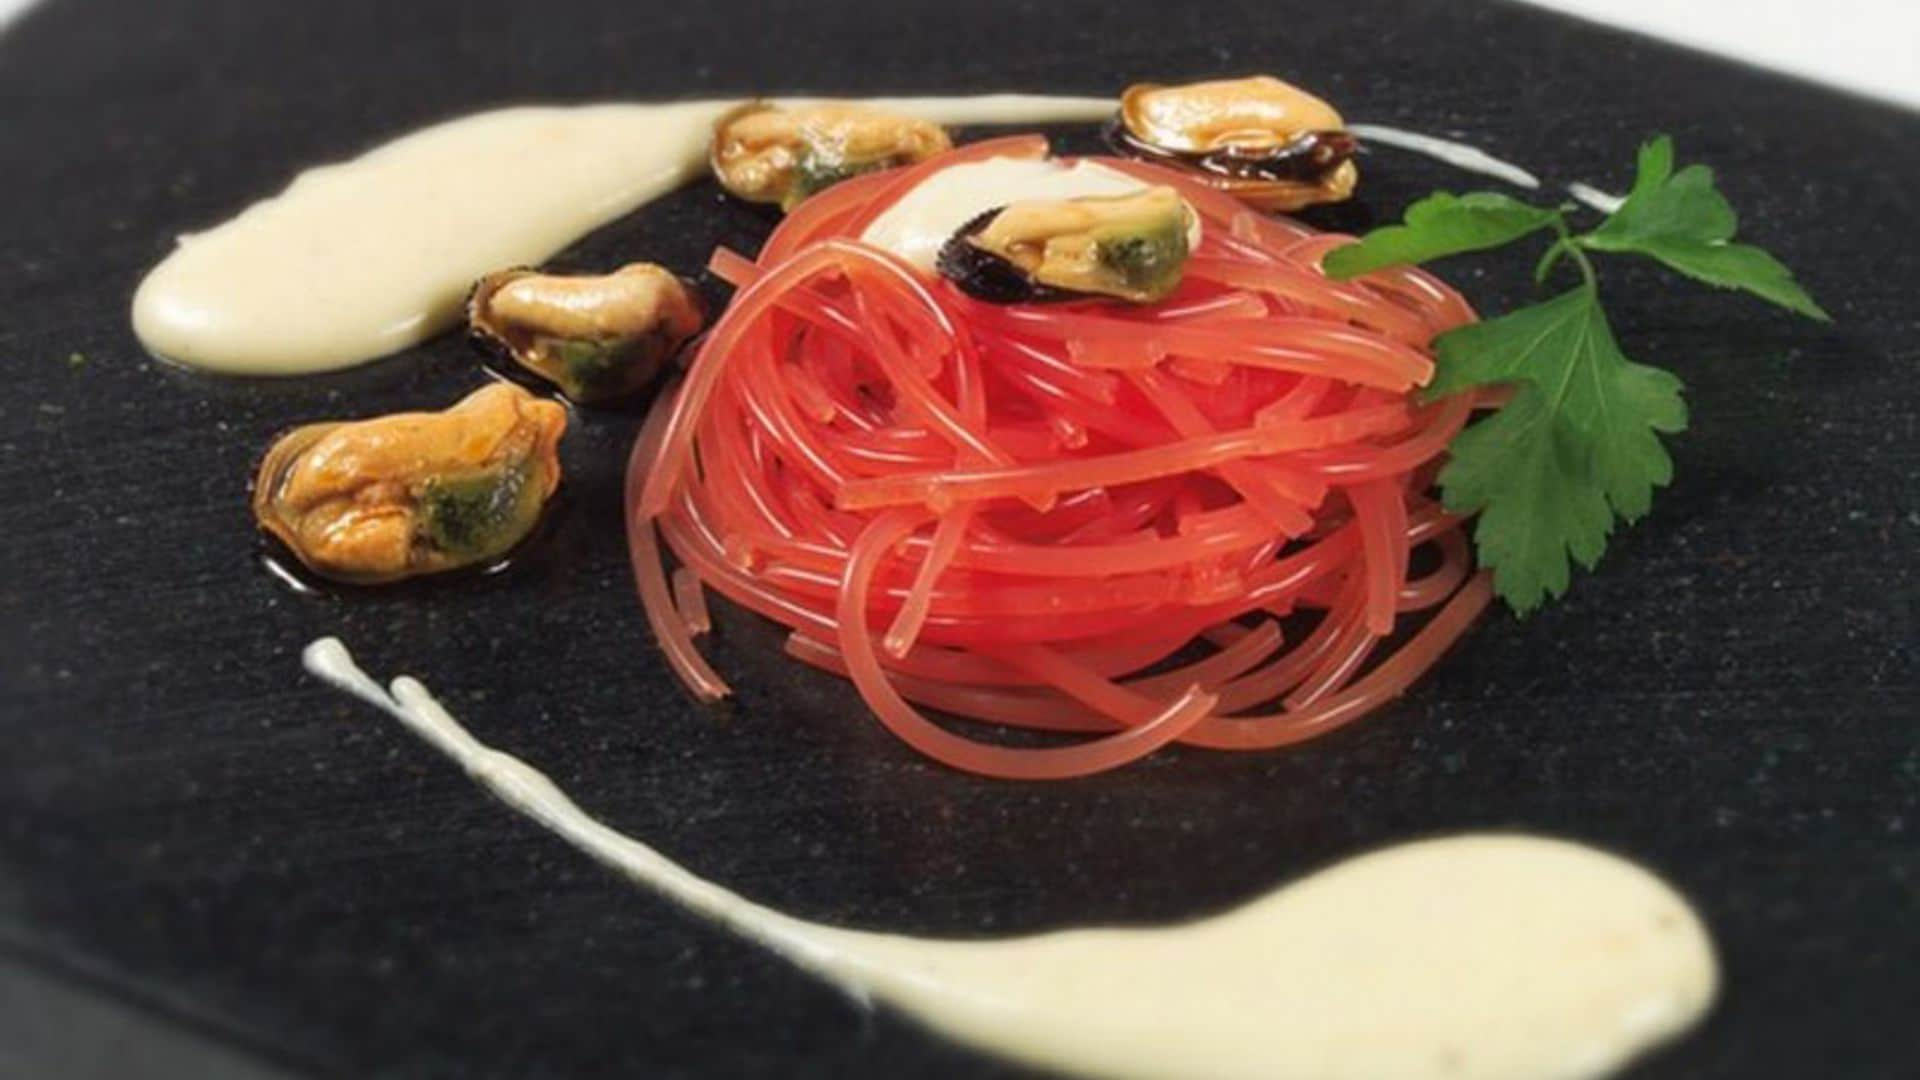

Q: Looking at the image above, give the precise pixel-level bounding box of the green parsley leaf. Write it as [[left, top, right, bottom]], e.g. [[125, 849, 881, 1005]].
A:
[[1322, 192, 1562, 280], [1580, 136, 1830, 321], [1429, 286, 1687, 612], [1327, 133, 1828, 613]]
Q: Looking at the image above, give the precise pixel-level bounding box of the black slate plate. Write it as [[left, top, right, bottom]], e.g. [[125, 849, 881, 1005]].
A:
[[2, 1, 1915, 1077]]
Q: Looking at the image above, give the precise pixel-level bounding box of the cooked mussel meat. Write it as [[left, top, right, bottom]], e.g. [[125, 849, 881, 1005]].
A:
[[468, 263, 703, 403], [1109, 76, 1358, 211], [936, 186, 1194, 304], [711, 101, 951, 211], [252, 382, 567, 584]]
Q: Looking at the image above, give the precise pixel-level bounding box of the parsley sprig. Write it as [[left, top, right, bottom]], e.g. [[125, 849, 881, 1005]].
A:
[[1323, 136, 1828, 614]]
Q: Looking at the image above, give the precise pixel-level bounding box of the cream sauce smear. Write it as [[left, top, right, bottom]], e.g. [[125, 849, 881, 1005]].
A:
[[1568, 181, 1628, 215], [132, 95, 1112, 375], [1347, 124, 1543, 189], [132, 99, 1555, 377], [305, 636, 1717, 1080]]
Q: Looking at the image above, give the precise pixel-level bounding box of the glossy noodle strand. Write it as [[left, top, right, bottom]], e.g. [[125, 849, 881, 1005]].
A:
[[628, 142, 1493, 777]]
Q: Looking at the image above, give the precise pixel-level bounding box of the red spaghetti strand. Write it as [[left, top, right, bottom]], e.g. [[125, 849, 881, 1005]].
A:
[[627, 141, 1489, 777]]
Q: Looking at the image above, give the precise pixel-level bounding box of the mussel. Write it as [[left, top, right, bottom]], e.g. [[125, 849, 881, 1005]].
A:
[[468, 263, 703, 404], [936, 186, 1195, 304], [252, 382, 567, 585], [711, 101, 951, 211], [1109, 76, 1358, 211]]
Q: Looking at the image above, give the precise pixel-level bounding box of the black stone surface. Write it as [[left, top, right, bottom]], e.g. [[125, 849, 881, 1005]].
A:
[[1, 1, 1915, 1077]]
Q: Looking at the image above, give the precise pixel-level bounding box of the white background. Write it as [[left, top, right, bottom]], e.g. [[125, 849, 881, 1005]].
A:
[[1, 0, 1916, 109], [1515, 0, 1919, 107]]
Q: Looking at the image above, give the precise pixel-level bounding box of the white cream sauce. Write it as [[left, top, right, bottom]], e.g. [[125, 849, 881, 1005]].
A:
[[1349, 123, 1543, 189], [134, 95, 1565, 377], [1568, 181, 1627, 215], [860, 157, 1202, 273], [132, 94, 1112, 376], [304, 635, 1718, 1080]]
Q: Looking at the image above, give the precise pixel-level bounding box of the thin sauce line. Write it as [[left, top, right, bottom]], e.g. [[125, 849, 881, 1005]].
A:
[[304, 635, 1718, 1080], [1348, 123, 1543, 188]]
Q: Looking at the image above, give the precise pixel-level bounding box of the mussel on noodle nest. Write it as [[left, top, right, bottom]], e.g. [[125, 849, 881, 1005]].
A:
[[936, 185, 1200, 304]]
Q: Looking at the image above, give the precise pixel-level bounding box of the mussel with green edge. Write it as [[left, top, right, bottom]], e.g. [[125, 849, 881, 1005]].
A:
[[467, 263, 704, 403], [936, 186, 1196, 305], [251, 382, 566, 584], [1108, 76, 1359, 212], [710, 101, 951, 212]]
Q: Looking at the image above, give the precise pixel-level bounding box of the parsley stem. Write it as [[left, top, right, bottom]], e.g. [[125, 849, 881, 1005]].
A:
[[1535, 220, 1598, 291], [1565, 240, 1598, 290]]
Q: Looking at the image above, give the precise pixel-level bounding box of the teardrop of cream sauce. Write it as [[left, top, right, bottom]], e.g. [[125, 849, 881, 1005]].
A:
[[304, 636, 1717, 1080], [131, 95, 1112, 375], [130, 98, 1554, 376]]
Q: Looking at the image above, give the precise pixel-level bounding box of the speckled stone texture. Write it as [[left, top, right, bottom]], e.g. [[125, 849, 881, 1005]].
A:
[[0, 1, 1914, 1077]]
